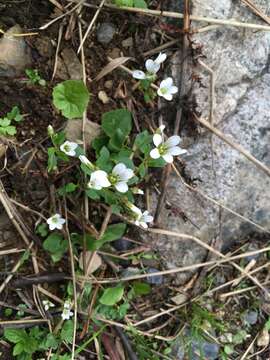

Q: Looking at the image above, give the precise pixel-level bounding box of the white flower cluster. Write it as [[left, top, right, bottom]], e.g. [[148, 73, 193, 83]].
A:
[[61, 300, 73, 320], [150, 125, 187, 163], [132, 53, 178, 101]]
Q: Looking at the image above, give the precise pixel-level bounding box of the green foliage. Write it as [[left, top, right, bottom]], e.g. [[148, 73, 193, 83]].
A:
[[43, 233, 68, 262], [114, 0, 147, 8], [36, 223, 48, 237], [86, 223, 126, 250], [0, 106, 23, 136], [132, 281, 151, 296], [101, 109, 132, 150], [60, 320, 74, 344], [53, 80, 90, 119], [25, 69, 46, 86], [4, 327, 45, 359], [58, 182, 78, 196], [99, 285, 124, 306], [96, 301, 129, 321]]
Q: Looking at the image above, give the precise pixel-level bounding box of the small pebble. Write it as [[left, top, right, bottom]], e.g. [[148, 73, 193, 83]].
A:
[[112, 238, 133, 252], [97, 23, 116, 45], [98, 90, 110, 104], [191, 340, 220, 360], [244, 310, 258, 325], [146, 268, 163, 285], [104, 80, 113, 89], [121, 267, 140, 278]]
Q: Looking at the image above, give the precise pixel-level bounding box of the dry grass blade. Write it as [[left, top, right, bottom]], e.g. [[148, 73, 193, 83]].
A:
[[240, 0, 270, 25], [94, 57, 132, 81], [194, 114, 270, 177], [80, 2, 270, 31]]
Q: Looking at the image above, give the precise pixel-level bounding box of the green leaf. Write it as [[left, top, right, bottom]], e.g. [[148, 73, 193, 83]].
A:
[[5, 126, 17, 136], [60, 320, 74, 344], [53, 80, 90, 119], [7, 106, 23, 122], [36, 223, 48, 237], [92, 134, 110, 154], [0, 118, 11, 127], [40, 333, 59, 350], [85, 188, 100, 200], [138, 163, 146, 178], [4, 329, 27, 343], [100, 286, 124, 306], [13, 342, 24, 356], [114, 0, 133, 6], [133, 0, 147, 8], [47, 147, 57, 172], [110, 149, 134, 169], [102, 109, 132, 139], [135, 130, 151, 154], [132, 282, 151, 296], [96, 146, 113, 172], [58, 182, 78, 196], [148, 157, 166, 167], [86, 223, 126, 251], [43, 233, 68, 262]]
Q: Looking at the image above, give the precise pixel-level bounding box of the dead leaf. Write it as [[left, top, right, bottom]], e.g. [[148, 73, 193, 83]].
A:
[[257, 328, 270, 347], [65, 118, 101, 147], [79, 251, 102, 274], [171, 293, 188, 305], [95, 57, 131, 82]]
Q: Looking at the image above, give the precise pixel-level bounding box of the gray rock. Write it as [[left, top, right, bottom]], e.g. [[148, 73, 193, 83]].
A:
[[172, 335, 220, 359], [61, 48, 83, 80], [65, 118, 101, 147], [97, 23, 116, 45], [146, 0, 270, 284], [0, 25, 31, 77], [146, 268, 163, 285], [244, 310, 258, 325]]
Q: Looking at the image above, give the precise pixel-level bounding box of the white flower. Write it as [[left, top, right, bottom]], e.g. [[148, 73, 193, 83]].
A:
[[133, 52, 167, 80], [61, 301, 73, 320], [60, 141, 78, 157], [127, 203, 153, 229], [88, 170, 110, 190], [109, 163, 134, 193], [79, 155, 93, 168], [150, 131, 187, 163], [47, 213, 65, 231], [157, 77, 178, 101], [42, 300, 55, 311]]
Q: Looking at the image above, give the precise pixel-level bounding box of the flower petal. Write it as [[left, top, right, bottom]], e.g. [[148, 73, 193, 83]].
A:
[[112, 163, 126, 176], [145, 59, 160, 74], [167, 146, 187, 156], [153, 133, 162, 147], [132, 70, 146, 79], [165, 135, 181, 148], [163, 93, 173, 101], [170, 85, 178, 94], [162, 153, 174, 163], [160, 77, 173, 89], [139, 221, 148, 229], [155, 52, 167, 64], [150, 148, 161, 159], [115, 181, 128, 193]]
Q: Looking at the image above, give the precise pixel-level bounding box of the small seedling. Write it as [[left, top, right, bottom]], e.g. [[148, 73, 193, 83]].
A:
[[0, 106, 23, 136], [25, 68, 46, 86]]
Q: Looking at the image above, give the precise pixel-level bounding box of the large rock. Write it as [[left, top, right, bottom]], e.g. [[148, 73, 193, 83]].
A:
[[148, 0, 270, 284], [0, 25, 31, 77]]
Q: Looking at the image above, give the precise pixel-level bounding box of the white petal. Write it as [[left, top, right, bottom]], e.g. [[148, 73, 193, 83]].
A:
[[79, 155, 92, 167], [160, 77, 173, 89], [48, 223, 55, 231], [132, 70, 146, 79], [129, 204, 142, 216], [167, 146, 187, 156], [165, 135, 180, 147], [162, 153, 174, 163], [142, 211, 154, 223], [145, 59, 160, 74], [155, 52, 167, 64], [153, 133, 162, 147], [115, 181, 128, 193], [112, 163, 126, 176], [139, 221, 148, 229], [95, 171, 111, 187], [169, 85, 178, 94], [163, 93, 173, 101], [150, 148, 160, 159]]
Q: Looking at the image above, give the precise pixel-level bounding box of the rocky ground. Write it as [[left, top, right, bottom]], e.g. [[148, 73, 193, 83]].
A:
[[0, 0, 270, 359]]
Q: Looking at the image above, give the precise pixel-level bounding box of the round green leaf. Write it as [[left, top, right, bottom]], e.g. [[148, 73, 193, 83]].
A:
[[99, 286, 124, 306], [53, 80, 90, 119]]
